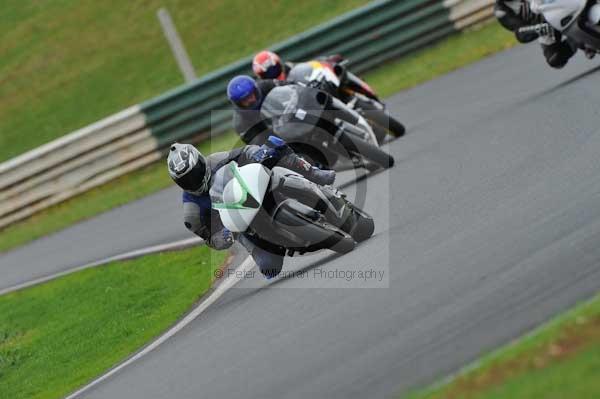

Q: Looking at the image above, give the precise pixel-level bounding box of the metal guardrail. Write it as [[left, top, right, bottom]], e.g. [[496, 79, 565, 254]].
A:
[[0, 0, 494, 230]]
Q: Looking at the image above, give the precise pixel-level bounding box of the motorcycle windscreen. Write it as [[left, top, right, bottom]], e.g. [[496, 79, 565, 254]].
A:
[[261, 85, 326, 141], [210, 162, 271, 232]]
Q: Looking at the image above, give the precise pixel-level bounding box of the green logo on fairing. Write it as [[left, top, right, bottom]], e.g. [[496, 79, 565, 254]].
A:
[[212, 162, 260, 210]]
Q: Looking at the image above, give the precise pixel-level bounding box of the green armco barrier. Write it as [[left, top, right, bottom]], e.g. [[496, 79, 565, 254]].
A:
[[140, 0, 454, 144]]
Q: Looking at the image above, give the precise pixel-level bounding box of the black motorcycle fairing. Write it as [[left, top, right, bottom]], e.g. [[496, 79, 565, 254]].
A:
[[270, 168, 353, 229]]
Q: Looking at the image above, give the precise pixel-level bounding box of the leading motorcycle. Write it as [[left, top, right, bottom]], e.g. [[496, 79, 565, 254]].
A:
[[520, 0, 600, 58]]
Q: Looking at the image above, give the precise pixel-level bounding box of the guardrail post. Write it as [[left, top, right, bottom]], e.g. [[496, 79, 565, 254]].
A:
[[157, 8, 197, 83]]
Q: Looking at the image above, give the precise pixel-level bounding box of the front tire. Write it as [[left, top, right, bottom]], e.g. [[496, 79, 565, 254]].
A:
[[338, 131, 395, 169], [348, 210, 374, 242]]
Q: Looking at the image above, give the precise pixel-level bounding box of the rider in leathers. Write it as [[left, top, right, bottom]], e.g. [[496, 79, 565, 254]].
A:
[[495, 0, 576, 68], [228, 76, 287, 145], [252, 50, 376, 100], [168, 137, 335, 278]]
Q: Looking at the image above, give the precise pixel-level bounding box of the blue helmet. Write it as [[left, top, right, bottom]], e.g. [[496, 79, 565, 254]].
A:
[[227, 75, 261, 109]]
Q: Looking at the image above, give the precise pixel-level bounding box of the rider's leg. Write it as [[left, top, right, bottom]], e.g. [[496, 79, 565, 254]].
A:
[[238, 234, 284, 279]]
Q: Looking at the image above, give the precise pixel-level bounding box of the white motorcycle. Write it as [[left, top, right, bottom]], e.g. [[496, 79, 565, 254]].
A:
[[210, 161, 374, 256], [521, 0, 600, 57]]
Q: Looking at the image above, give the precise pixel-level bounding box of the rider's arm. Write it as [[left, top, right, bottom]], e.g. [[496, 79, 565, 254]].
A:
[[182, 192, 234, 250], [234, 111, 270, 145], [206, 212, 234, 250], [256, 78, 289, 93], [239, 136, 335, 185]]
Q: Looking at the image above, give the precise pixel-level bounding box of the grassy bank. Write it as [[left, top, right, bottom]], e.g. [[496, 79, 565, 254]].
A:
[[0, 0, 366, 163], [405, 292, 600, 399], [0, 244, 227, 399], [0, 22, 518, 254]]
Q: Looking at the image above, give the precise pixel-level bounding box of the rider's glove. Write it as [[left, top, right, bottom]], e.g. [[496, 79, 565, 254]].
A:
[[222, 228, 234, 245], [266, 135, 288, 152], [252, 136, 290, 163], [209, 228, 234, 250]]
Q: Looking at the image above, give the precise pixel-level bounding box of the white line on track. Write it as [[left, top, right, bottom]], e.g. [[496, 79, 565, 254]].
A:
[[0, 237, 203, 296], [64, 256, 255, 399]]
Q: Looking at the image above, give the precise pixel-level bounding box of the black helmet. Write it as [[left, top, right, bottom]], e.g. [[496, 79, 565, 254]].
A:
[[167, 143, 211, 194]]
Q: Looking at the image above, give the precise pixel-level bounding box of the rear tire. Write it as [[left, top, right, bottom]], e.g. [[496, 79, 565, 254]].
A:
[[369, 109, 405, 138], [357, 98, 405, 141], [387, 114, 406, 138], [371, 122, 388, 144]]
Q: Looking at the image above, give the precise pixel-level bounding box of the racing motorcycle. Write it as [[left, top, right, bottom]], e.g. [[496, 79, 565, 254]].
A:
[[210, 161, 374, 256], [287, 60, 406, 143], [519, 0, 600, 58], [259, 83, 395, 170]]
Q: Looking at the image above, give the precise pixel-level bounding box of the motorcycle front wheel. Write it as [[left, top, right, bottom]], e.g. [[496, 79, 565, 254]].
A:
[[344, 206, 375, 243], [337, 130, 395, 169]]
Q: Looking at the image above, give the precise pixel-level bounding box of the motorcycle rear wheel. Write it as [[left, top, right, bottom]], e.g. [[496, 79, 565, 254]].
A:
[[369, 109, 405, 139]]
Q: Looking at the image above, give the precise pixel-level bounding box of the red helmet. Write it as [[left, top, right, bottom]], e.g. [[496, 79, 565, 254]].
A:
[[252, 50, 285, 80]]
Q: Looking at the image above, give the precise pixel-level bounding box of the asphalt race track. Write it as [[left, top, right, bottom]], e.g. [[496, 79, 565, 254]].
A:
[[4, 43, 600, 398]]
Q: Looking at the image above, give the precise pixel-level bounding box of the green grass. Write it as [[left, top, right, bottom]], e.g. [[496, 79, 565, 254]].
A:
[[0, 131, 242, 253], [0, 244, 227, 399], [0, 0, 366, 163], [0, 21, 519, 254], [367, 22, 517, 97], [404, 292, 600, 399]]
